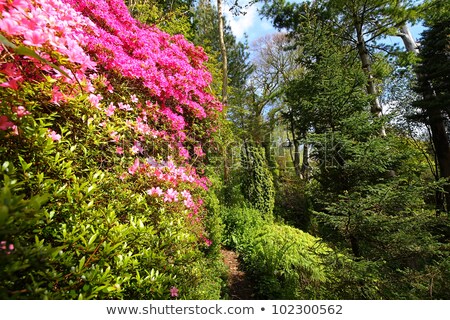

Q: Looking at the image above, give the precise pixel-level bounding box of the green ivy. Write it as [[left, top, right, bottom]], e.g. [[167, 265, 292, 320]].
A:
[[240, 146, 275, 218]]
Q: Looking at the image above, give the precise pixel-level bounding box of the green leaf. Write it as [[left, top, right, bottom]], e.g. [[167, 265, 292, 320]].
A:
[[1, 39, 73, 79], [0, 205, 9, 224], [0, 34, 16, 48], [88, 233, 98, 246], [78, 256, 86, 271]]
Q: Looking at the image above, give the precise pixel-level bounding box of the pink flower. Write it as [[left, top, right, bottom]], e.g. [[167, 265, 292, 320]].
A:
[[128, 158, 140, 175], [51, 86, 65, 105], [110, 131, 120, 142], [170, 286, 178, 297], [130, 94, 138, 103], [12, 106, 31, 118], [0, 116, 14, 131], [183, 198, 195, 209], [48, 129, 61, 141], [0, 77, 20, 90], [13, 0, 28, 10], [0, 241, 14, 254], [179, 146, 190, 159], [119, 172, 127, 180], [131, 141, 143, 154], [105, 103, 116, 117], [0, 18, 20, 35], [116, 147, 124, 154], [164, 188, 179, 203], [1, 63, 20, 78], [11, 125, 18, 136], [204, 238, 212, 247], [118, 102, 132, 111], [88, 94, 102, 109], [147, 187, 163, 197], [181, 190, 191, 199], [194, 145, 205, 157], [23, 29, 46, 47]]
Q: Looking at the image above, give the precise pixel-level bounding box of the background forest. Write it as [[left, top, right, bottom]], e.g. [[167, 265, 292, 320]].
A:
[[0, 0, 449, 299]]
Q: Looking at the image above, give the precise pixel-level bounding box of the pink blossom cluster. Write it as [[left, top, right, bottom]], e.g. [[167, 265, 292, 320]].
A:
[[59, 0, 221, 160], [0, 115, 15, 131], [147, 187, 198, 209], [103, 98, 209, 162], [1, 0, 218, 255], [128, 156, 208, 214], [0, 0, 97, 92], [0, 241, 14, 255], [61, 0, 222, 120]]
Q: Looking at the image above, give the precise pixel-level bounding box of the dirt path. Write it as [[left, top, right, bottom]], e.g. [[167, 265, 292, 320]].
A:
[[221, 249, 255, 300]]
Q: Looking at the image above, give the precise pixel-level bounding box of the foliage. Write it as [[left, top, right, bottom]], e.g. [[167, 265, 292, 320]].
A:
[[0, 0, 224, 299], [308, 128, 450, 298], [242, 224, 330, 299], [412, 11, 450, 212], [413, 15, 450, 116], [1, 0, 449, 302], [125, 0, 195, 38], [274, 176, 312, 232], [220, 205, 332, 299], [320, 252, 384, 299], [219, 205, 264, 250], [240, 146, 275, 218]]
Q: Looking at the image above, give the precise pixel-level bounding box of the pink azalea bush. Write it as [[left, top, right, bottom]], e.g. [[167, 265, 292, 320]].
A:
[[0, 0, 223, 299]]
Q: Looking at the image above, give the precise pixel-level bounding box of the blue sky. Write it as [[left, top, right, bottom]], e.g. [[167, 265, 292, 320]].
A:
[[223, 1, 275, 45], [223, 1, 425, 49]]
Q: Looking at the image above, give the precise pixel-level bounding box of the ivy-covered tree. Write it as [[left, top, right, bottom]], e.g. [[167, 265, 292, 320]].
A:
[[241, 145, 275, 218]]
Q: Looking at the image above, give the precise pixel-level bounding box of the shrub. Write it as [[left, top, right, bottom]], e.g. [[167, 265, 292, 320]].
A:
[[239, 224, 329, 299], [220, 205, 264, 250], [0, 0, 224, 299], [274, 177, 312, 232], [240, 146, 275, 218]]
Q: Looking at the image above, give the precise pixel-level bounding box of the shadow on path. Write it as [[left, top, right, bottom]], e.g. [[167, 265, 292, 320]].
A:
[[221, 249, 255, 300]]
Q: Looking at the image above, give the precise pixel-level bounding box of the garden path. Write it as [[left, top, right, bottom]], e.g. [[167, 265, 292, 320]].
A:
[[221, 249, 255, 300]]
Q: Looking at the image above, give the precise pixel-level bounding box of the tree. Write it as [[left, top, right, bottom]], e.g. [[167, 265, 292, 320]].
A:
[[241, 145, 275, 218], [217, 0, 228, 104], [262, 0, 419, 136], [125, 0, 195, 37], [413, 15, 450, 213], [268, 7, 369, 178], [192, 0, 253, 184], [245, 34, 300, 144]]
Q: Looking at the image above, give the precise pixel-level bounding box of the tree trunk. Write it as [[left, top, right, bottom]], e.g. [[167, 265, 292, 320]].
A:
[[349, 234, 361, 258], [287, 112, 301, 178], [217, 0, 228, 105], [301, 142, 309, 180], [293, 139, 301, 178], [399, 25, 450, 213], [428, 108, 450, 213], [398, 24, 419, 54], [217, 0, 228, 182], [354, 23, 386, 136]]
